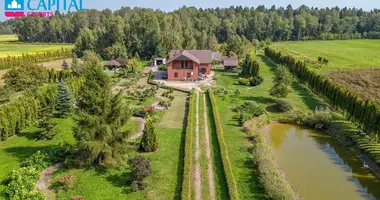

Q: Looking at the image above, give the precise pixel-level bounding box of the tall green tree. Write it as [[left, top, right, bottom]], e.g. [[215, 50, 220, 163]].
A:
[[269, 65, 292, 98], [55, 79, 73, 118], [73, 52, 131, 167], [139, 119, 158, 152]]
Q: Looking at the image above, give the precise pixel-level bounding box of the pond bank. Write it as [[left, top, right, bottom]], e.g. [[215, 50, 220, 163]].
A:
[[264, 123, 380, 200]]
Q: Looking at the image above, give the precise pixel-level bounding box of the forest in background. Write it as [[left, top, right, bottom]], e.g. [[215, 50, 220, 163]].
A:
[[2, 5, 380, 59]]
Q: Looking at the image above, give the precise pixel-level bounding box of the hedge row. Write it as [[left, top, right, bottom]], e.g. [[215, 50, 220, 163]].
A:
[[207, 89, 238, 200], [181, 92, 195, 200], [0, 85, 57, 141], [147, 70, 191, 93], [265, 47, 380, 138], [0, 48, 72, 70]]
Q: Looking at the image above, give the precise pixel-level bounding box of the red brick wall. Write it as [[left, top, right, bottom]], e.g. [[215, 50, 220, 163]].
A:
[[167, 60, 211, 81]]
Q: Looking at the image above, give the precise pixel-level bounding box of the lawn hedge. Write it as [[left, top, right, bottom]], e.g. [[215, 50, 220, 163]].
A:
[[181, 92, 195, 200], [0, 48, 72, 70], [207, 89, 238, 200]]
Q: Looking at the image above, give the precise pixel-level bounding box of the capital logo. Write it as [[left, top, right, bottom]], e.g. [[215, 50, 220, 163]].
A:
[[5, 0, 24, 10], [4, 0, 25, 17]]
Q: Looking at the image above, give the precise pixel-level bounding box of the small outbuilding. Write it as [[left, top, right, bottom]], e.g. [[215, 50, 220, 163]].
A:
[[223, 56, 238, 72], [104, 60, 122, 71], [154, 58, 166, 66]]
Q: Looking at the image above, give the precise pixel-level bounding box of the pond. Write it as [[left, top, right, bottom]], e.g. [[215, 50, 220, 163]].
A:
[[265, 123, 380, 200]]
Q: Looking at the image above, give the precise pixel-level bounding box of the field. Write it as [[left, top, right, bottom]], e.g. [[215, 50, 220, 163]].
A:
[[0, 43, 74, 57], [272, 40, 380, 71], [327, 69, 380, 104], [0, 35, 18, 42], [273, 40, 380, 104]]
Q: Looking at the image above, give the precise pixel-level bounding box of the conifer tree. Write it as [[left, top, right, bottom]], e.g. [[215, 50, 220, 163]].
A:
[[55, 79, 73, 118], [74, 52, 132, 167], [71, 53, 83, 76], [139, 119, 158, 152], [269, 65, 292, 98]]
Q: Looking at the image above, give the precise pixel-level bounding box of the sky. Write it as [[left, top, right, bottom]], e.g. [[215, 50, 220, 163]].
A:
[[1, 0, 379, 21]]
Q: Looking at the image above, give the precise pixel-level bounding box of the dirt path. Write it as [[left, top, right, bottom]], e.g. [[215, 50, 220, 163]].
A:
[[203, 94, 216, 200], [130, 117, 146, 140], [36, 163, 61, 200], [194, 91, 202, 200]]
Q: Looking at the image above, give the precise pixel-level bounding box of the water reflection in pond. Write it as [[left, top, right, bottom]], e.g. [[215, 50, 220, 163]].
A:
[[265, 123, 380, 200]]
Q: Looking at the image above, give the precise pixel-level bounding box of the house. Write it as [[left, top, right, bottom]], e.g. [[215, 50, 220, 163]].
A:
[[153, 58, 166, 66], [167, 50, 212, 81], [223, 56, 238, 72], [104, 60, 122, 71]]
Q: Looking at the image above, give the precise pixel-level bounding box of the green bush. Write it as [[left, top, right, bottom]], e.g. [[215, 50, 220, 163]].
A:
[[158, 64, 167, 71], [252, 131, 301, 200], [208, 89, 238, 200], [4, 167, 45, 200], [233, 101, 265, 118], [249, 76, 263, 86], [181, 92, 195, 200], [273, 98, 294, 112], [238, 78, 250, 85]]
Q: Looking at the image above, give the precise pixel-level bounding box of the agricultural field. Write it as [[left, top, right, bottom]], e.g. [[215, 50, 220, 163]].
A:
[[272, 39, 380, 104], [0, 43, 73, 58], [327, 69, 380, 104], [272, 40, 380, 71], [0, 35, 18, 42]]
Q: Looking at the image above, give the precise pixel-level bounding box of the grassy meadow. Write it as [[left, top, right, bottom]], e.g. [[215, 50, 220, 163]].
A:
[[0, 43, 74, 58], [272, 40, 380, 71]]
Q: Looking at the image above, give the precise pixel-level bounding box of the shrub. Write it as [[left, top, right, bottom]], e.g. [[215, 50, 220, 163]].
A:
[[318, 56, 323, 62], [249, 76, 263, 86], [4, 167, 45, 200], [56, 174, 75, 191], [253, 131, 301, 200], [182, 92, 195, 200], [139, 119, 159, 152], [238, 78, 250, 85], [208, 90, 238, 200], [158, 64, 167, 71], [168, 95, 175, 101], [273, 98, 294, 112], [128, 156, 152, 191], [233, 101, 265, 118], [159, 100, 171, 107]]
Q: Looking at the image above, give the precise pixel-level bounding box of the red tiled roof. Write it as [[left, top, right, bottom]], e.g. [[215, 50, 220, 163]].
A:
[[167, 50, 201, 64], [223, 56, 238, 66], [169, 50, 212, 64]]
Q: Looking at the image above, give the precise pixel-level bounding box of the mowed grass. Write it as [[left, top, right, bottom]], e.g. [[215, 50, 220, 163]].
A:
[[53, 91, 189, 200], [272, 40, 380, 71], [0, 43, 73, 57], [0, 118, 76, 197], [213, 55, 326, 199], [0, 35, 18, 42]]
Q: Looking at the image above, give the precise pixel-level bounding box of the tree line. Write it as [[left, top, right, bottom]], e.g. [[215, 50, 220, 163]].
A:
[[265, 47, 380, 139], [5, 5, 380, 59], [0, 48, 72, 70]]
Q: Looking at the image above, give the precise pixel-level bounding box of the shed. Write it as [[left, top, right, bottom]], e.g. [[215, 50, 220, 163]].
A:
[[104, 60, 122, 71], [154, 58, 166, 66], [223, 56, 238, 71]]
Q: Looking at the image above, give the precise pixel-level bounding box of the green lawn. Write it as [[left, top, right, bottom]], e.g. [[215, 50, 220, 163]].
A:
[[53, 91, 189, 200], [0, 118, 76, 196], [213, 55, 326, 199], [0, 43, 74, 57], [272, 40, 380, 71]]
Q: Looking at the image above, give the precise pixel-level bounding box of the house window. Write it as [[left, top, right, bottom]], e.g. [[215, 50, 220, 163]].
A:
[[174, 72, 179, 78], [187, 72, 192, 78]]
